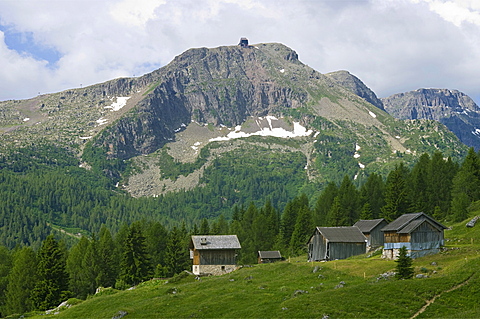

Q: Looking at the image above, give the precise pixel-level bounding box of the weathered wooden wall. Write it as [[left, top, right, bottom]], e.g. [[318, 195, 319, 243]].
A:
[[329, 242, 366, 260], [197, 249, 237, 265]]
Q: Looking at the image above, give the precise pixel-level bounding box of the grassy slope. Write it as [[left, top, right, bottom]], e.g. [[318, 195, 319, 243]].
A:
[[22, 218, 480, 319]]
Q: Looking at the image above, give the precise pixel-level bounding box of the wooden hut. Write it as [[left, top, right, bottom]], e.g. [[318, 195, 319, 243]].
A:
[[238, 37, 249, 47], [307, 227, 367, 261], [381, 213, 447, 260], [257, 251, 282, 264], [353, 218, 388, 249], [190, 235, 241, 276]]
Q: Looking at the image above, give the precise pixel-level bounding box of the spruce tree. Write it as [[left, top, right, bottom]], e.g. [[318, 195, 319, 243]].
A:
[[289, 206, 313, 255], [97, 226, 117, 288], [314, 182, 338, 226], [360, 173, 385, 219], [66, 236, 90, 299], [451, 148, 480, 221], [5, 247, 37, 315], [0, 246, 12, 317], [382, 163, 411, 222], [119, 223, 151, 286], [164, 226, 189, 277], [32, 235, 69, 311], [395, 246, 414, 280]]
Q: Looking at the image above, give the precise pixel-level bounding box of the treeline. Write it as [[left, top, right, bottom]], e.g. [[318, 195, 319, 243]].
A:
[[0, 221, 193, 317], [0, 143, 308, 249], [2, 147, 480, 315]]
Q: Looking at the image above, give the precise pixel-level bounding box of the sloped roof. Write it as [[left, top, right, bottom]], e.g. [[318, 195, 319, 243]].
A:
[[353, 218, 387, 233], [191, 235, 241, 250], [381, 213, 447, 233], [258, 251, 282, 259], [315, 227, 367, 243]]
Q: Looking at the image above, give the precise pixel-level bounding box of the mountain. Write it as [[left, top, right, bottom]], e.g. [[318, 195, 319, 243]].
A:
[[382, 88, 480, 150], [325, 70, 384, 110], [0, 42, 467, 200]]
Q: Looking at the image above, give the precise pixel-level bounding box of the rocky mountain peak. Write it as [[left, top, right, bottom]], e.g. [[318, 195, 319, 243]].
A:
[[382, 88, 480, 150], [325, 70, 384, 110]]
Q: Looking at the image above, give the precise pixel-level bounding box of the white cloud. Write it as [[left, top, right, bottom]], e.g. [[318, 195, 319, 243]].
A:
[[0, 0, 479, 105], [110, 0, 166, 27]]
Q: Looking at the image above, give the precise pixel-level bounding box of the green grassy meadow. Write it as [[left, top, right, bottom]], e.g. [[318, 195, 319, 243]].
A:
[[21, 218, 480, 319]]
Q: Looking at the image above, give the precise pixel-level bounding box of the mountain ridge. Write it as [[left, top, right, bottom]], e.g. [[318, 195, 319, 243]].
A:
[[0, 42, 468, 197]]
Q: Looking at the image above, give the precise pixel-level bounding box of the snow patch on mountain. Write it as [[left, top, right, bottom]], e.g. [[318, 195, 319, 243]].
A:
[[209, 116, 313, 142], [104, 97, 131, 111]]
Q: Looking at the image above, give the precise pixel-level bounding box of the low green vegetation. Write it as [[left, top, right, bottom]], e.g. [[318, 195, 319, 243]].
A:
[[17, 222, 480, 319]]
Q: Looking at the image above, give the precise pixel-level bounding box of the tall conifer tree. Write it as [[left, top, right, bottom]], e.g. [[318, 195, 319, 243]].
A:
[[32, 235, 69, 311], [5, 247, 35, 315], [119, 223, 151, 286]]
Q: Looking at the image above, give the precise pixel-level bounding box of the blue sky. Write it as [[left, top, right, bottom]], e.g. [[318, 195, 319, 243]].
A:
[[1, 0, 480, 104]]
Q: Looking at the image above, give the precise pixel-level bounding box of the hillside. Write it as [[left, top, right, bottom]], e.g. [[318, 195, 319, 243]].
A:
[[0, 43, 467, 195], [24, 218, 480, 319], [382, 88, 480, 150]]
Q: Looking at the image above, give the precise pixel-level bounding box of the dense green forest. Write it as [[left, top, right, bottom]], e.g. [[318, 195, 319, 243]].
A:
[[2, 142, 480, 316]]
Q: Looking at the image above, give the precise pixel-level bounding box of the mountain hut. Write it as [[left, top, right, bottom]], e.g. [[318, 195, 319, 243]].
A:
[[307, 226, 367, 261], [238, 37, 249, 47], [381, 213, 447, 259], [190, 235, 241, 276], [353, 218, 388, 249], [257, 250, 283, 264]]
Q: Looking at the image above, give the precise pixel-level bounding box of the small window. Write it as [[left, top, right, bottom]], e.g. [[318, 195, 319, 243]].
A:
[[221, 266, 225, 271]]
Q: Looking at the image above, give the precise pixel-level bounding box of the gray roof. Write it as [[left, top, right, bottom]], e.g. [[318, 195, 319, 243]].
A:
[[191, 235, 241, 250], [381, 213, 447, 233], [258, 251, 282, 259], [315, 227, 367, 243], [353, 218, 387, 233]]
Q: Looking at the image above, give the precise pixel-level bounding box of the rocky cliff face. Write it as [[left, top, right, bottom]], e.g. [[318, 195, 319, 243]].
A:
[[325, 70, 384, 110], [93, 43, 338, 159], [382, 88, 480, 150]]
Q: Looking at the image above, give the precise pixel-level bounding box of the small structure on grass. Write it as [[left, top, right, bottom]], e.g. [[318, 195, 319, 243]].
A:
[[381, 213, 447, 260], [353, 218, 388, 250], [190, 235, 241, 276], [257, 250, 283, 264], [307, 226, 367, 261]]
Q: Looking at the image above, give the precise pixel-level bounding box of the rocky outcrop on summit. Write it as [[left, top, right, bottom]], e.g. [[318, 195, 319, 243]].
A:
[[94, 43, 351, 159], [325, 70, 384, 110], [382, 88, 480, 150]]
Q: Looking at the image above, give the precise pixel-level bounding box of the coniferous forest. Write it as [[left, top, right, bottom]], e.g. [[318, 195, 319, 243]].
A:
[[1, 145, 480, 316]]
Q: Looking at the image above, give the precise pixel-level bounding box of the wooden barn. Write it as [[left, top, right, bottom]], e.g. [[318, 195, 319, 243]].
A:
[[307, 227, 367, 261], [257, 251, 283, 264], [381, 213, 447, 260], [353, 218, 388, 249], [190, 235, 241, 276]]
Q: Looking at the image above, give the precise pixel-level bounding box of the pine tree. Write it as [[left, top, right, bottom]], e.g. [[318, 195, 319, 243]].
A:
[[66, 236, 91, 299], [5, 247, 36, 315], [97, 226, 117, 288], [451, 148, 480, 221], [119, 223, 151, 286], [381, 163, 411, 222], [32, 235, 69, 311], [337, 175, 359, 225], [164, 226, 189, 277], [199, 218, 210, 235], [289, 206, 313, 255], [360, 173, 385, 219], [0, 246, 13, 317], [395, 246, 414, 280], [359, 203, 373, 220], [327, 196, 344, 226], [410, 153, 430, 213], [314, 182, 338, 226]]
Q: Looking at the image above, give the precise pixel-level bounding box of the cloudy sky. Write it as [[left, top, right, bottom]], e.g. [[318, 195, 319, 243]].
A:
[[1, 0, 480, 104]]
